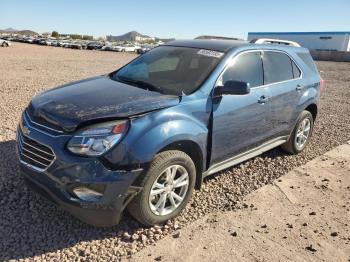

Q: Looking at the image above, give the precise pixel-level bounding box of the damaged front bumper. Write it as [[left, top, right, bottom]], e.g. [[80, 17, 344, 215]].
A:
[[16, 113, 144, 227], [21, 163, 142, 227]]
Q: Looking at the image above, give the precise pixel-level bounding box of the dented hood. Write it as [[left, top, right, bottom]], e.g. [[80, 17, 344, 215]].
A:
[[29, 75, 179, 132]]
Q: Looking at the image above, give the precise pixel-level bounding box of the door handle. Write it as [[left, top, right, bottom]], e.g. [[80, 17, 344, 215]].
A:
[[296, 84, 303, 91], [258, 95, 268, 104]]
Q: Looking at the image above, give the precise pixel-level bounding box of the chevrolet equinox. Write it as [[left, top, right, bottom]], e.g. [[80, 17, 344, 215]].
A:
[[16, 38, 323, 226]]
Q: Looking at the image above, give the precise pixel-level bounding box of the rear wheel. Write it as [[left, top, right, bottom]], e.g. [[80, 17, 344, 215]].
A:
[[281, 110, 313, 154], [127, 150, 196, 226], [2, 42, 8, 47]]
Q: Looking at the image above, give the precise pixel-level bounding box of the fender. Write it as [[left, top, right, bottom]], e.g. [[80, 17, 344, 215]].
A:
[[102, 104, 210, 169]]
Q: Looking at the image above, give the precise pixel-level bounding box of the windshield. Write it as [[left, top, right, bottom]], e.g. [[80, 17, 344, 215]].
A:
[[112, 46, 224, 95]]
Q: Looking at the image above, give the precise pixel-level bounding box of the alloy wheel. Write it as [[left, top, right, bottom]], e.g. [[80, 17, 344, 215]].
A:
[[295, 118, 311, 150], [148, 164, 189, 216]]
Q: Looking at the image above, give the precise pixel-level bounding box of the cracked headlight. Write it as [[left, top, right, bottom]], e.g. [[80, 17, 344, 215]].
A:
[[67, 120, 128, 156]]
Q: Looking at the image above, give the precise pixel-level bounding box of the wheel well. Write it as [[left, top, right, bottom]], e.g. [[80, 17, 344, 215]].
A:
[[305, 104, 317, 121], [160, 140, 203, 189]]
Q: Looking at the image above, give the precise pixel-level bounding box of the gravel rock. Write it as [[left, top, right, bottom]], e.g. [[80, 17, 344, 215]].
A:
[[330, 232, 338, 237], [123, 232, 131, 241], [231, 232, 237, 237], [305, 245, 317, 252], [0, 44, 349, 261], [172, 231, 181, 238]]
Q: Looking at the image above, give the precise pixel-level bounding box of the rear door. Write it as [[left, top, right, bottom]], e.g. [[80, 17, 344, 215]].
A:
[[210, 51, 271, 165], [261, 50, 303, 138]]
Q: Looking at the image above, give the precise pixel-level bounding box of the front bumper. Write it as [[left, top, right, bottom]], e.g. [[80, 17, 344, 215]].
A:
[[20, 163, 142, 227], [16, 113, 143, 227]]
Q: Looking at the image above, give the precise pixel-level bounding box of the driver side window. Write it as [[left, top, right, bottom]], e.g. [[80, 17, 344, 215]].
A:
[[222, 51, 263, 88]]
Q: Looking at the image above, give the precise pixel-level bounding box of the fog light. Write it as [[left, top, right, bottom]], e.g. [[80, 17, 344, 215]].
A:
[[73, 187, 103, 202]]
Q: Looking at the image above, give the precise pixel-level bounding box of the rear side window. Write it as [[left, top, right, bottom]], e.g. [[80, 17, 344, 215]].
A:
[[222, 52, 263, 88], [292, 61, 301, 78], [297, 52, 318, 73], [262, 51, 293, 84]]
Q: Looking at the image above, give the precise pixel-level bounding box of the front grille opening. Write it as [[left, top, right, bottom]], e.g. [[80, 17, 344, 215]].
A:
[[17, 128, 55, 171]]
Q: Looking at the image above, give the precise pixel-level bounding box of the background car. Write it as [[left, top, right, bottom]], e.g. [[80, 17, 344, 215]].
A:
[[87, 42, 103, 50], [38, 39, 52, 45], [0, 39, 11, 47], [136, 44, 154, 54], [115, 44, 141, 52]]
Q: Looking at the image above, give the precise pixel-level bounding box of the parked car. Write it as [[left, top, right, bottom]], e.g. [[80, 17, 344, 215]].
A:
[[59, 41, 71, 48], [38, 39, 52, 45], [136, 44, 153, 54], [115, 44, 141, 52], [24, 37, 34, 44], [17, 38, 323, 226], [70, 42, 86, 49], [32, 38, 42, 45], [50, 40, 60, 47], [101, 45, 119, 52], [0, 39, 11, 47], [87, 42, 103, 50]]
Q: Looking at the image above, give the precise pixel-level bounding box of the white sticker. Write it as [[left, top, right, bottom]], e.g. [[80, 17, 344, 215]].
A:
[[197, 49, 224, 58]]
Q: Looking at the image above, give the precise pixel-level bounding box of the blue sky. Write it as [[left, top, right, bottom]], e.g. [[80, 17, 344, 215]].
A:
[[1, 0, 349, 39]]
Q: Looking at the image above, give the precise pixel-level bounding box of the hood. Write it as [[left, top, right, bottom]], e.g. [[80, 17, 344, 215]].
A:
[[29, 75, 179, 132]]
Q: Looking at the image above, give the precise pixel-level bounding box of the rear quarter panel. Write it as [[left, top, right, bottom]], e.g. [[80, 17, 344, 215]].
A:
[[288, 50, 321, 131]]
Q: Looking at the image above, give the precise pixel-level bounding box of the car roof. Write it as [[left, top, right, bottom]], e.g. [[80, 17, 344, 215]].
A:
[[164, 39, 309, 54], [164, 39, 249, 52]]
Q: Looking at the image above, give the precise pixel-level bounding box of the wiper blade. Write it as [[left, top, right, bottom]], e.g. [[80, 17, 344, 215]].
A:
[[117, 76, 162, 93]]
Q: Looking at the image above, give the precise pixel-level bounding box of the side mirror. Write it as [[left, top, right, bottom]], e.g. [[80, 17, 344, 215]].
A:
[[214, 80, 250, 97]]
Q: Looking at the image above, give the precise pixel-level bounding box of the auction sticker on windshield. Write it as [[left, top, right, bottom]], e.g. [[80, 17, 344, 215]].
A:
[[197, 49, 224, 58]]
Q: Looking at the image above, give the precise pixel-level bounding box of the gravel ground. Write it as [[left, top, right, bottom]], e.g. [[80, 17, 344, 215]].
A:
[[0, 43, 349, 261], [131, 143, 350, 262]]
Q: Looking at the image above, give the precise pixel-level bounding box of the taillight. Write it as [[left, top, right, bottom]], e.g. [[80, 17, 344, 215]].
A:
[[320, 78, 324, 94]]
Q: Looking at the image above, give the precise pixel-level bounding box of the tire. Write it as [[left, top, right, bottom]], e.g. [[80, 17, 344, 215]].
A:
[[281, 110, 314, 154], [2, 42, 8, 47], [127, 150, 196, 226]]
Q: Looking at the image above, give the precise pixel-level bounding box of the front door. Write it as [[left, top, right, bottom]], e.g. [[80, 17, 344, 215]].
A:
[[210, 51, 271, 165]]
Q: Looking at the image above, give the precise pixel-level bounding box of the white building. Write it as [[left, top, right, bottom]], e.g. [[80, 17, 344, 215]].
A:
[[135, 35, 155, 42], [247, 32, 350, 52]]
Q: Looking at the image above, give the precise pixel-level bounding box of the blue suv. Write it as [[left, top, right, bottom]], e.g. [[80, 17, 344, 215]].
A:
[[16, 38, 323, 226]]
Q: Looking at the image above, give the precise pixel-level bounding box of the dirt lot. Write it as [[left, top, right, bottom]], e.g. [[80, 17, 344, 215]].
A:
[[131, 143, 350, 262], [0, 43, 349, 261]]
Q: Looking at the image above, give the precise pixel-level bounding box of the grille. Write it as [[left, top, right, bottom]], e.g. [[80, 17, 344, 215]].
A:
[[25, 109, 64, 135], [17, 128, 55, 171]]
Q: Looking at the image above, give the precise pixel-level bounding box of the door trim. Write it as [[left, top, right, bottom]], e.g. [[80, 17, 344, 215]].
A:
[[204, 136, 288, 177]]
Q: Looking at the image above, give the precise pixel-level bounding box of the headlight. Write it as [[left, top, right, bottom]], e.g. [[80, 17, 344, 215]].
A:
[[67, 120, 128, 156]]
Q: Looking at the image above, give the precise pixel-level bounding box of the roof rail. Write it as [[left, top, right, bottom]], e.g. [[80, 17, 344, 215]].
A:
[[250, 38, 301, 47], [195, 35, 243, 41]]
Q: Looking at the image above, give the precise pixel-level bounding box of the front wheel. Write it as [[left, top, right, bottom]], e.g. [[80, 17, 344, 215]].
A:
[[127, 150, 196, 226], [281, 110, 314, 154]]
